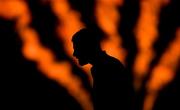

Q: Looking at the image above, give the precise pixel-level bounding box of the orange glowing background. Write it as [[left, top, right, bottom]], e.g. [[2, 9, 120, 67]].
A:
[[0, 0, 179, 110]]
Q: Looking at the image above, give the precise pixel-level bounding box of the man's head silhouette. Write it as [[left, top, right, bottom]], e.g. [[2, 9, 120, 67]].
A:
[[72, 28, 101, 66]]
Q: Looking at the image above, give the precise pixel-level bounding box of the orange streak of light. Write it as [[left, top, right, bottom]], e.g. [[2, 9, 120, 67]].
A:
[[20, 28, 93, 110], [50, 0, 93, 85], [95, 0, 126, 64], [0, 1, 93, 110], [0, 0, 26, 19], [133, 0, 168, 90], [144, 28, 180, 110]]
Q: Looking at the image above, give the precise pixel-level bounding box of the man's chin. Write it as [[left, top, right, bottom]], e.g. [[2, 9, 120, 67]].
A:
[[79, 60, 88, 66]]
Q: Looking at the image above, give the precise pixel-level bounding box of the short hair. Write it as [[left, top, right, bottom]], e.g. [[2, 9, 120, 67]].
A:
[[72, 28, 101, 49]]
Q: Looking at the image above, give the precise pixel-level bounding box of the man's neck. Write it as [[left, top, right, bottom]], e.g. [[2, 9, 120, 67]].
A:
[[89, 51, 107, 65]]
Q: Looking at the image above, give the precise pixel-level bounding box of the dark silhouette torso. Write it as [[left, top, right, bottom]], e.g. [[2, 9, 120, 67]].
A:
[[91, 52, 134, 110]]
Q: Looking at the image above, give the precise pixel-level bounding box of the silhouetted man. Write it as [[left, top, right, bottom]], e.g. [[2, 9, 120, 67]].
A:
[[72, 28, 134, 110]]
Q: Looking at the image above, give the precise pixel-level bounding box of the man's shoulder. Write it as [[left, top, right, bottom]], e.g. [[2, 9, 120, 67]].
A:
[[105, 55, 124, 68], [92, 52, 126, 72]]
